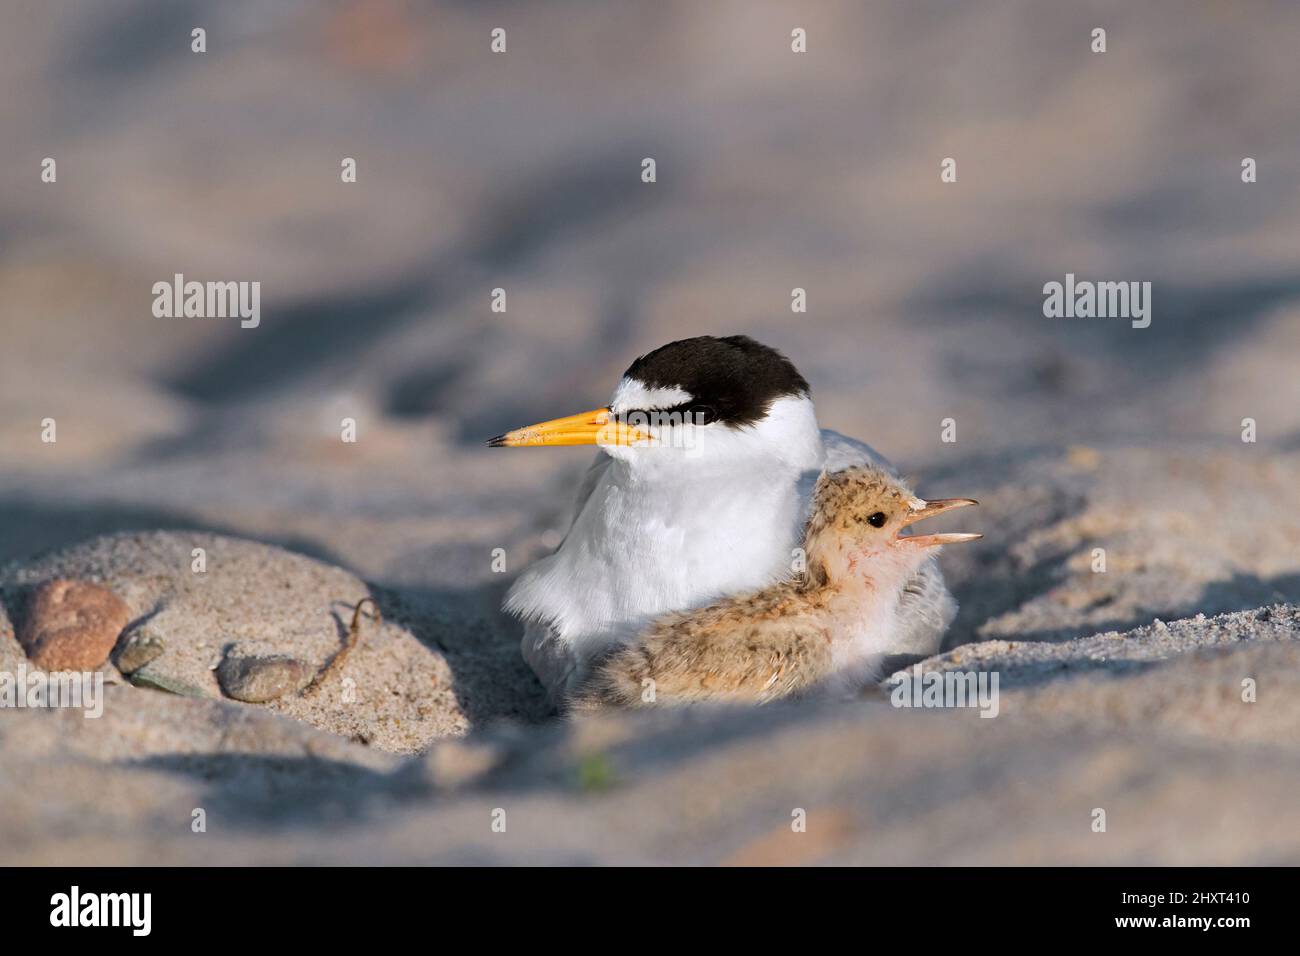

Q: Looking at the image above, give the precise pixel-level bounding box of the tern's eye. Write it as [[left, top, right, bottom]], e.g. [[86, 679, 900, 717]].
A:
[[687, 404, 716, 425], [866, 512, 887, 528]]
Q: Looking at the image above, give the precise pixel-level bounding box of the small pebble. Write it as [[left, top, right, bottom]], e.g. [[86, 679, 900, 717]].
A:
[[114, 629, 165, 674], [217, 652, 314, 703], [18, 579, 130, 671]]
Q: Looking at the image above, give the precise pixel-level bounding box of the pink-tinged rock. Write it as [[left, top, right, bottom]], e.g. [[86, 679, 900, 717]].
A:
[[18, 579, 130, 671]]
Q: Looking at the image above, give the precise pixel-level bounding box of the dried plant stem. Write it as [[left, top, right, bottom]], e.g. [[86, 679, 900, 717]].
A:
[[305, 597, 380, 695]]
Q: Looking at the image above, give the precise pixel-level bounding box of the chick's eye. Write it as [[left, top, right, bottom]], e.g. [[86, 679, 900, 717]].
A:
[[687, 404, 716, 425], [866, 512, 888, 528]]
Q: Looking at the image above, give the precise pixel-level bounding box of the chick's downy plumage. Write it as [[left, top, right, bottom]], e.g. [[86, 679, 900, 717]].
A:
[[571, 465, 980, 710]]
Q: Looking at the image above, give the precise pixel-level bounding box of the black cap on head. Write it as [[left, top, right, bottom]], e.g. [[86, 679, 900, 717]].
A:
[[621, 335, 810, 427]]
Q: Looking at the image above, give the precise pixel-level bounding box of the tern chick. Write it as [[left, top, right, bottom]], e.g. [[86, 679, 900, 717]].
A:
[[570, 465, 980, 709]]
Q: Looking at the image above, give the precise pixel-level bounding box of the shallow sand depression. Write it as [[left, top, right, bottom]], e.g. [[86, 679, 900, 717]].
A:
[[1, 444, 1298, 864]]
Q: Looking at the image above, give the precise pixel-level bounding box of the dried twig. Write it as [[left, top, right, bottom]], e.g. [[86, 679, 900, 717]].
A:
[[304, 597, 380, 695]]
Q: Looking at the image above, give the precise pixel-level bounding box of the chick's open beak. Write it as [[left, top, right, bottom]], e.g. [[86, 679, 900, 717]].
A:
[[487, 407, 651, 448], [899, 498, 982, 548]]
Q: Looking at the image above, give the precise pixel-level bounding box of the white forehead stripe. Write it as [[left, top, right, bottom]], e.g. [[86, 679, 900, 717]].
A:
[[609, 378, 692, 411]]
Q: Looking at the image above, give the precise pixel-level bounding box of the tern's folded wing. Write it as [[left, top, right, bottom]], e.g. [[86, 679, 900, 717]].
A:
[[819, 428, 897, 475]]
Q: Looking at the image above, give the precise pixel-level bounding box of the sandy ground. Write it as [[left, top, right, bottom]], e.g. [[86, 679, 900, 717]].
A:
[[2, 445, 1298, 864], [2, 610, 1298, 865], [1, 1, 1299, 863]]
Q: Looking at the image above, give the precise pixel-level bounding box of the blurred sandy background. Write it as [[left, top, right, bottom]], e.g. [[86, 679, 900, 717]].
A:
[[1, 0, 1299, 864]]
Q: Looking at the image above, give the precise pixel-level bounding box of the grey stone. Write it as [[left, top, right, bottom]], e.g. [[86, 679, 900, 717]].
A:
[[217, 652, 314, 703]]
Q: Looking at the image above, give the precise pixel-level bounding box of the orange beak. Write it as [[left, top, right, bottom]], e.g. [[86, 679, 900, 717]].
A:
[[487, 407, 651, 448], [898, 498, 982, 548]]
